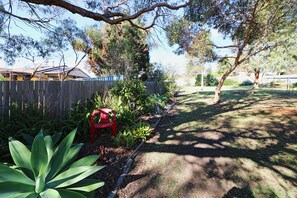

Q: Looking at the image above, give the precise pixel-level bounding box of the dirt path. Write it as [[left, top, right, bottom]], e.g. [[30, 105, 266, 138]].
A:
[[118, 87, 297, 198]]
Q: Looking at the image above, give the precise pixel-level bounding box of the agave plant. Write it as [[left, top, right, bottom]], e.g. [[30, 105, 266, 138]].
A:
[[0, 129, 104, 198]]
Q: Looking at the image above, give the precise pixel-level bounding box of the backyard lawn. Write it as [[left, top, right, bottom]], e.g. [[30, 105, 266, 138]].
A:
[[118, 86, 297, 198]]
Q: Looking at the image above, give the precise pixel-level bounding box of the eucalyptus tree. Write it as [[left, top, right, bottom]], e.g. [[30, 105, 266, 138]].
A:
[[0, 0, 190, 66], [74, 22, 150, 78], [167, 0, 297, 103], [245, 34, 297, 88]]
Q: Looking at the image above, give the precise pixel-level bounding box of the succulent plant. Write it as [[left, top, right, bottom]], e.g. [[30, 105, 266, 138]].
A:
[[0, 129, 104, 198]]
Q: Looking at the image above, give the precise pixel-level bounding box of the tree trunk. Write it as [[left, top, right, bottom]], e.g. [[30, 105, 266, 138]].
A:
[[253, 69, 260, 89], [214, 74, 227, 104]]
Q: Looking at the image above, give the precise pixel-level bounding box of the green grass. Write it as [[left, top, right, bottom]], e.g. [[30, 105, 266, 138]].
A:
[[128, 86, 297, 198]]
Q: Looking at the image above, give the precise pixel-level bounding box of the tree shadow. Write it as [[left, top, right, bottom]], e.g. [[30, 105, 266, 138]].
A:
[[119, 89, 297, 197], [223, 186, 255, 198]]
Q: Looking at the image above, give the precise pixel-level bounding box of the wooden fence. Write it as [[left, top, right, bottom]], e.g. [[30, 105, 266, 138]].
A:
[[0, 80, 161, 119]]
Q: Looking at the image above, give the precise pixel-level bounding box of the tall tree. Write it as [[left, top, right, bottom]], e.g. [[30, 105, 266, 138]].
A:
[[74, 22, 150, 78], [245, 33, 297, 88], [167, 0, 297, 103], [0, 0, 189, 69]]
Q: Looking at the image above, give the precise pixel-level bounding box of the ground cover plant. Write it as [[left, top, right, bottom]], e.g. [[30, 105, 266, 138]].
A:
[[118, 87, 297, 198]]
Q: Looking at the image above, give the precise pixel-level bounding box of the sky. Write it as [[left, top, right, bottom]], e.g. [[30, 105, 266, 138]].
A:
[[0, 4, 232, 76]]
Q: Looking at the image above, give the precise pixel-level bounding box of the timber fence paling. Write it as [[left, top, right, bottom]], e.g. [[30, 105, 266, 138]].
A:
[[0, 80, 158, 120]]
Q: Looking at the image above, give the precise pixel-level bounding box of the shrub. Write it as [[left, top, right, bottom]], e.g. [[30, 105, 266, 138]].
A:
[[239, 80, 253, 86], [96, 95, 137, 129], [0, 103, 57, 161], [195, 74, 202, 86], [148, 68, 176, 98], [0, 129, 104, 197], [205, 73, 219, 86], [61, 100, 94, 142], [109, 79, 150, 115], [148, 94, 170, 114]]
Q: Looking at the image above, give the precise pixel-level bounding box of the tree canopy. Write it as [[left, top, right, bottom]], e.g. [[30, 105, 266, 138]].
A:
[[0, 0, 189, 68], [167, 0, 297, 102], [74, 22, 150, 78]]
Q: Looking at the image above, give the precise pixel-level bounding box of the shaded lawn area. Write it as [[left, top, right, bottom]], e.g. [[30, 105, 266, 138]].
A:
[[118, 87, 297, 198]]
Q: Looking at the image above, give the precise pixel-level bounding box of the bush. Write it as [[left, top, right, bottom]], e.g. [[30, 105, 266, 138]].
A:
[[205, 73, 219, 86], [239, 80, 253, 86], [103, 96, 137, 128], [109, 79, 150, 115], [61, 100, 94, 142], [148, 68, 176, 98], [0, 103, 57, 161], [195, 74, 202, 86], [0, 129, 104, 197], [148, 94, 170, 114]]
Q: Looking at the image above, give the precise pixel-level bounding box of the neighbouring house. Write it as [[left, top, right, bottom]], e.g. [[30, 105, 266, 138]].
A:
[[0, 66, 90, 81], [0, 67, 33, 80], [33, 66, 90, 80]]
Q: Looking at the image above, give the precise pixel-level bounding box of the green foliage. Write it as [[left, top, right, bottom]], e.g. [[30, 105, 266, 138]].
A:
[[240, 80, 254, 86], [80, 22, 150, 77], [0, 129, 104, 197], [218, 57, 232, 75], [112, 132, 138, 149], [109, 79, 150, 115], [99, 95, 137, 128], [113, 122, 152, 149], [0, 103, 57, 161], [61, 101, 94, 142], [149, 67, 177, 98], [223, 78, 238, 86], [205, 73, 219, 86], [292, 82, 297, 88], [149, 94, 170, 112], [195, 74, 202, 86]]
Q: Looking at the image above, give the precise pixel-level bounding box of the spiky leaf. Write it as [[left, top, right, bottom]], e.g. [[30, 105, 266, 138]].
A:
[[46, 129, 76, 181], [0, 164, 34, 185], [67, 179, 105, 192], [70, 155, 99, 168], [31, 131, 48, 179]]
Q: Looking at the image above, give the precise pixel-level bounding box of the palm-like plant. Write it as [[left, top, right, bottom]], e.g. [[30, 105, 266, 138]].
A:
[[0, 129, 104, 198]]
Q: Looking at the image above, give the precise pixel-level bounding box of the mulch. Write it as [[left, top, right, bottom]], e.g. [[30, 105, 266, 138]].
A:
[[77, 115, 161, 197]]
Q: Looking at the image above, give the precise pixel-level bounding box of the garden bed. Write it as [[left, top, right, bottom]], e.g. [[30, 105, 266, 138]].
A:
[[77, 114, 161, 197]]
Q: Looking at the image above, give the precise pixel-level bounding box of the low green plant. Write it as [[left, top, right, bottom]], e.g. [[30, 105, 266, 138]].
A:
[[61, 100, 94, 142], [0, 103, 57, 161], [0, 129, 104, 197], [239, 80, 253, 86], [102, 95, 137, 127], [112, 132, 138, 149], [113, 122, 152, 148], [130, 122, 152, 140]]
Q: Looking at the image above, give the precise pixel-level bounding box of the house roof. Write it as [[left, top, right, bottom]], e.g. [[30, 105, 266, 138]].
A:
[[37, 66, 90, 78], [0, 67, 32, 75], [0, 66, 90, 78]]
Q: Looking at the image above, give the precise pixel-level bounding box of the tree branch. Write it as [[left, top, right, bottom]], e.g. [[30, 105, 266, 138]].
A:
[[21, 0, 191, 28]]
